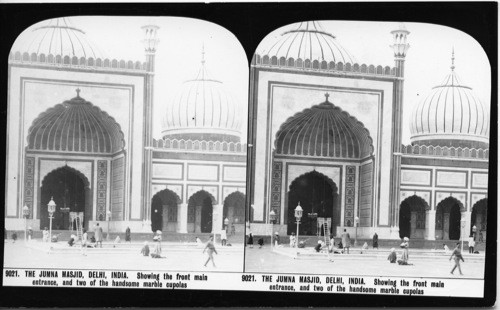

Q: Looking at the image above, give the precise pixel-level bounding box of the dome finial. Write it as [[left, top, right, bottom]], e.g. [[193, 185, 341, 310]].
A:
[[451, 47, 455, 71], [76, 88, 81, 98], [325, 93, 330, 101]]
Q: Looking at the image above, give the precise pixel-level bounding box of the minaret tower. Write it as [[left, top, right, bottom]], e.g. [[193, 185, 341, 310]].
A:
[[389, 23, 410, 238], [141, 24, 159, 231]]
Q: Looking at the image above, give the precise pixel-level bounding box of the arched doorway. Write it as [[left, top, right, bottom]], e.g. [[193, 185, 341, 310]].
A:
[[151, 189, 180, 233], [40, 166, 91, 230], [435, 197, 463, 240], [471, 198, 487, 241], [399, 195, 428, 239], [287, 171, 339, 236], [223, 191, 245, 231], [188, 191, 214, 233]]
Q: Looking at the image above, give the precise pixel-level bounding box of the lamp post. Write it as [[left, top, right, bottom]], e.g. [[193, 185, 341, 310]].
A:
[[22, 205, 29, 243], [47, 197, 56, 243], [106, 210, 112, 241], [269, 209, 276, 248], [294, 203, 303, 248], [354, 216, 359, 246]]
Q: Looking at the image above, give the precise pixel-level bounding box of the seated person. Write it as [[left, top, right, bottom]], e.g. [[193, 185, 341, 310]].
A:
[[314, 240, 324, 253], [361, 242, 369, 254], [150, 236, 164, 259], [388, 248, 397, 263], [443, 243, 450, 254], [195, 237, 203, 246], [141, 241, 150, 256], [258, 238, 264, 248]]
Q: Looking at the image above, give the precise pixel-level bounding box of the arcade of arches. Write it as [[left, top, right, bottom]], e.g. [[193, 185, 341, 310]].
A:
[[287, 171, 339, 236], [398, 195, 488, 241], [39, 166, 91, 230]]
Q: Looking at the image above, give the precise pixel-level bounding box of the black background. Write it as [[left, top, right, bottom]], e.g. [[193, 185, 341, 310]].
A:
[[0, 2, 497, 307]]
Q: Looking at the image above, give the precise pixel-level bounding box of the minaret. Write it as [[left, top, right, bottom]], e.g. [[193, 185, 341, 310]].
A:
[[389, 23, 410, 238], [141, 25, 159, 230]]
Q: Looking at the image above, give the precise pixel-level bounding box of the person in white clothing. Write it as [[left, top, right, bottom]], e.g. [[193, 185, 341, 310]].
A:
[[81, 229, 88, 256]]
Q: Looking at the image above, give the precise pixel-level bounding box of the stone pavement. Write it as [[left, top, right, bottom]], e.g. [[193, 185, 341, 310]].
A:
[[244, 245, 485, 279], [3, 241, 244, 273]]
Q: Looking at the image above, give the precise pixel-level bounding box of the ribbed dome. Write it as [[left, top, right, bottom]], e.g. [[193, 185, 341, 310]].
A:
[[275, 94, 373, 159], [259, 21, 355, 63], [162, 50, 241, 143], [15, 17, 103, 59], [410, 53, 489, 149], [27, 90, 124, 154]]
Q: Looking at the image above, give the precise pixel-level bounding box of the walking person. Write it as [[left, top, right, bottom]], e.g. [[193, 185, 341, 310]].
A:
[[450, 242, 465, 275], [341, 229, 351, 254], [372, 232, 379, 249], [94, 223, 103, 248], [274, 232, 280, 247], [125, 227, 131, 243], [247, 233, 254, 248], [81, 229, 88, 256], [27, 227, 33, 242], [468, 235, 475, 253], [203, 236, 218, 267]]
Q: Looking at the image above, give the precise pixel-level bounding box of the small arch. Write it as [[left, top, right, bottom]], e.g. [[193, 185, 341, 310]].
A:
[[312, 59, 319, 69], [271, 56, 278, 66], [279, 56, 286, 66], [287, 57, 295, 67]]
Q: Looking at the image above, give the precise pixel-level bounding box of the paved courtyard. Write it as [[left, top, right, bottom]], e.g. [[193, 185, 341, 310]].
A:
[[3, 241, 244, 273], [244, 245, 486, 279]]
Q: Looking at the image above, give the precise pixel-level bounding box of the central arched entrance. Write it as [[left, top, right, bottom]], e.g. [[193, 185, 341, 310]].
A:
[[40, 166, 91, 230], [287, 171, 339, 236], [188, 191, 214, 233], [151, 189, 180, 232], [399, 195, 428, 239], [435, 197, 463, 240]]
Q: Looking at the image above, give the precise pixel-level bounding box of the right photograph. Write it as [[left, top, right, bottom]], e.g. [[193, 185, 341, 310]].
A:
[[244, 20, 490, 280]]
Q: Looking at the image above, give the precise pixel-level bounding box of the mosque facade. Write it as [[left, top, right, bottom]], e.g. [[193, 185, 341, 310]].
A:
[[247, 22, 489, 241], [5, 18, 246, 235], [4, 18, 489, 242]]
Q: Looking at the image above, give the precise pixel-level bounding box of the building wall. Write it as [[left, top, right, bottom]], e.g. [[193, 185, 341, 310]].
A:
[[151, 148, 246, 233], [251, 67, 397, 229], [5, 63, 147, 229]]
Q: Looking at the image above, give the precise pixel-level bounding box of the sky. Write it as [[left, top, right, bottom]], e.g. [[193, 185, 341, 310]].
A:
[[11, 17, 491, 145]]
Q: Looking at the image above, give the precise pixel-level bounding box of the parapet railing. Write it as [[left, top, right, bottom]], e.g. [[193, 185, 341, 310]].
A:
[[401, 144, 489, 160], [153, 138, 247, 153], [253, 53, 397, 77]]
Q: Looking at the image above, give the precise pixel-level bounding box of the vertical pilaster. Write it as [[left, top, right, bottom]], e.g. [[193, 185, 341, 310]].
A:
[[178, 203, 188, 233], [389, 24, 410, 234], [141, 25, 159, 225], [426, 210, 436, 240], [462, 211, 471, 239]]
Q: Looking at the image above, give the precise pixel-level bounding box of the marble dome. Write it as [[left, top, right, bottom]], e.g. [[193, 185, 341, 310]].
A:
[[410, 54, 489, 149], [258, 21, 355, 63], [161, 51, 242, 143], [14, 17, 103, 59]]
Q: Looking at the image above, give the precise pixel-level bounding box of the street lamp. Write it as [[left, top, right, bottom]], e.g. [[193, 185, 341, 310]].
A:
[[22, 205, 29, 243], [354, 216, 359, 246], [106, 210, 112, 241], [269, 209, 277, 248], [47, 197, 56, 242], [294, 203, 303, 248]]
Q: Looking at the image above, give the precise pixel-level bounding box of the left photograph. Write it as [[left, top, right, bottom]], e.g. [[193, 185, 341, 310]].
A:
[[4, 16, 248, 273]]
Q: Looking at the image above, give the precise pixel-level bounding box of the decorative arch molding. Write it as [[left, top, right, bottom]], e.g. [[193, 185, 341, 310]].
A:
[[400, 194, 431, 211], [471, 193, 487, 207], [39, 160, 92, 190], [400, 190, 431, 209], [151, 184, 183, 203], [289, 170, 338, 194], [188, 189, 217, 205], [286, 164, 341, 192], [222, 187, 246, 202], [435, 195, 466, 213], [151, 188, 182, 205]]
